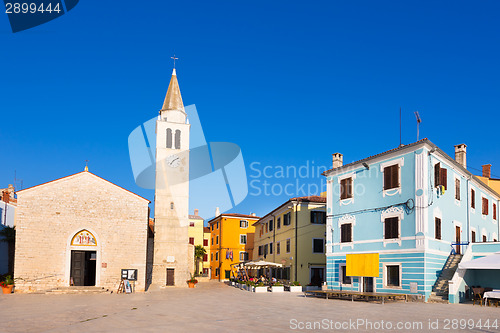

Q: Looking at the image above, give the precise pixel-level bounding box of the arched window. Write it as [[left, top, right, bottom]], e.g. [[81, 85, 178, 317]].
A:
[[175, 130, 181, 149], [166, 129, 172, 148]]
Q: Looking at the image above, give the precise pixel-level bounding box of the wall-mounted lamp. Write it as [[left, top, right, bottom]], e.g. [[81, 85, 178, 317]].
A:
[[362, 162, 369, 170]]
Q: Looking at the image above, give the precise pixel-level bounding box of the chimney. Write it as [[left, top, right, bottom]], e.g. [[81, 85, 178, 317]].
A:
[[2, 191, 9, 204], [332, 153, 343, 169], [194, 209, 199, 216], [454, 144, 467, 169], [482, 164, 492, 178], [215, 207, 220, 216], [8, 184, 14, 200]]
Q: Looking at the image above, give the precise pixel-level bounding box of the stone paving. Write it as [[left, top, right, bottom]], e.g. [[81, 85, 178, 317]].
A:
[[1, 281, 499, 332]]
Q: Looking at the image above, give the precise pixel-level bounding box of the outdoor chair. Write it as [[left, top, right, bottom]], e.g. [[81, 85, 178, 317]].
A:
[[472, 287, 485, 306]]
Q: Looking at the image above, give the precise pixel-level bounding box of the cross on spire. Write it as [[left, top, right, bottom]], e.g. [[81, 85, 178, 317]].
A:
[[84, 160, 89, 172], [171, 54, 178, 69]]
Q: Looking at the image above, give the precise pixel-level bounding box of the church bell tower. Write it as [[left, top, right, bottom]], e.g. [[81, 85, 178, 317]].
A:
[[152, 68, 191, 286]]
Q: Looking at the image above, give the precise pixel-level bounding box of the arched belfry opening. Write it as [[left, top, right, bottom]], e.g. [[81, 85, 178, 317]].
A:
[[69, 229, 97, 286]]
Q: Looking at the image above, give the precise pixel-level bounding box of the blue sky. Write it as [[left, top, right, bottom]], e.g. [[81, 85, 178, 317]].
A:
[[1, 1, 499, 220]]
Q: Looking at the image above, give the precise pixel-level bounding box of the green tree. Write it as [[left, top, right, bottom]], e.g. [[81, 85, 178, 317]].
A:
[[194, 245, 206, 277], [0, 226, 15, 275]]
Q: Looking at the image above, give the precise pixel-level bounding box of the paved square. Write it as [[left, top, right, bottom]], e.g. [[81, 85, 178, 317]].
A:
[[1, 282, 499, 332]]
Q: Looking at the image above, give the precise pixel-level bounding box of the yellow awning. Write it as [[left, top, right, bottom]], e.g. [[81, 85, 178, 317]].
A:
[[346, 253, 379, 277]]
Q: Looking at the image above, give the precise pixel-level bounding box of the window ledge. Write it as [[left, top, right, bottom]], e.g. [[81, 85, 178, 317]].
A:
[[383, 238, 401, 247], [384, 285, 403, 290], [339, 242, 354, 250], [340, 198, 354, 206], [383, 187, 401, 197]]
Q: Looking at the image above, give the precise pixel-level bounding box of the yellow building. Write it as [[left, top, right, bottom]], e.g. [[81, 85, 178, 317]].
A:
[[252, 196, 326, 286], [478, 164, 500, 194], [208, 213, 259, 280], [188, 209, 206, 276], [203, 227, 210, 276]]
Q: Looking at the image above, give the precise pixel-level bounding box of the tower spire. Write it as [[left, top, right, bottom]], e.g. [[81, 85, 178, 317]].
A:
[[161, 67, 184, 112]]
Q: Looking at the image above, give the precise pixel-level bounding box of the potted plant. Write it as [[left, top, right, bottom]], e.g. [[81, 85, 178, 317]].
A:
[[289, 281, 302, 292], [271, 282, 284, 293], [1, 275, 14, 294], [253, 282, 267, 293], [186, 274, 198, 288]]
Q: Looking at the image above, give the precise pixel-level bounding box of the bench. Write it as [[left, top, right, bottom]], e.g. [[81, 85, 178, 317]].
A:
[[303, 290, 410, 304]]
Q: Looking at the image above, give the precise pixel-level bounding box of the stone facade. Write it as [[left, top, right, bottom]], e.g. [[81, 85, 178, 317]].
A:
[[14, 171, 150, 293]]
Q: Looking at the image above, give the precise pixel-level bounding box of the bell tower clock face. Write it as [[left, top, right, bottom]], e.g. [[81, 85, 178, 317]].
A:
[[166, 154, 181, 168]]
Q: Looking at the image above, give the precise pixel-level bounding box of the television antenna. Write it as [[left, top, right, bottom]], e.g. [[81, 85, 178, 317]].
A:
[[414, 111, 422, 141]]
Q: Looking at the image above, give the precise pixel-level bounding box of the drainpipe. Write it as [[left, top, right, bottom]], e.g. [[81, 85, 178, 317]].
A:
[[466, 177, 470, 249], [218, 218, 222, 282], [294, 201, 298, 283], [272, 213, 276, 263]]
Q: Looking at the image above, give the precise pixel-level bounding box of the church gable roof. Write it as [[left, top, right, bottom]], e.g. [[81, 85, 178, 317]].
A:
[[17, 171, 150, 203]]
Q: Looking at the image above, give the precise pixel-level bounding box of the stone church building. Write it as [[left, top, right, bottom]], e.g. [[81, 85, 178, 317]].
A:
[[14, 68, 194, 292], [14, 170, 150, 292]]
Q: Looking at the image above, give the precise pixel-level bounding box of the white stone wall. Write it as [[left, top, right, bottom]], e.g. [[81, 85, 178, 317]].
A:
[[14, 172, 150, 293]]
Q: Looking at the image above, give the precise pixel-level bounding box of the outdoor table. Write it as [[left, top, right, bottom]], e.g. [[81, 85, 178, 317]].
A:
[[483, 290, 500, 306]]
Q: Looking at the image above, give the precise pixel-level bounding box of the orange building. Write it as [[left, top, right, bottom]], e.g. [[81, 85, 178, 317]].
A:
[[208, 213, 260, 280]]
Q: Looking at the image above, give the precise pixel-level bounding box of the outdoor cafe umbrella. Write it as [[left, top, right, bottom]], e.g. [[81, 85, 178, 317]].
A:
[[458, 252, 500, 270], [243, 260, 283, 268]]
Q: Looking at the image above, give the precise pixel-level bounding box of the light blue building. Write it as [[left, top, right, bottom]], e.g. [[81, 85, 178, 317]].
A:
[[323, 139, 500, 302]]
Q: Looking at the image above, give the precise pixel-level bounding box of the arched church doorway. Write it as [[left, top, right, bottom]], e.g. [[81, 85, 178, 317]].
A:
[[70, 230, 97, 286]]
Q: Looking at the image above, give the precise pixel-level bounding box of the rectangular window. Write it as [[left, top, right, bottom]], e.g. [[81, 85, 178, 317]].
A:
[[203, 239, 208, 247], [264, 244, 268, 256], [471, 231, 476, 243], [215, 268, 219, 276], [455, 178, 460, 201], [286, 238, 291, 253], [277, 217, 281, 229], [340, 177, 353, 200], [240, 234, 247, 244], [211, 224, 214, 231], [386, 265, 400, 287], [313, 238, 324, 253], [216, 222, 219, 229], [384, 217, 399, 239], [216, 236, 219, 245], [211, 237, 213, 245], [225, 270, 231, 279], [239, 252, 249, 261], [189, 222, 195, 227], [269, 219, 274, 231], [435, 218, 441, 240], [471, 189, 476, 209], [189, 237, 194, 245], [258, 245, 263, 256], [269, 242, 273, 254], [383, 164, 400, 190], [215, 252, 219, 261], [211, 253, 213, 261], [434, 163, 448, 190], [284, 212, 291, 226], [340, 223, 352, 243], [265, 223, 268, 233], [240, 220, 248, 228], [311, 211, 326, 224], [276, 242, 280, 254], [482, 197, 489, 215], [340, 265, 351, 285], [494, 203, 497, 220], [203, 254, 208, 262]]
